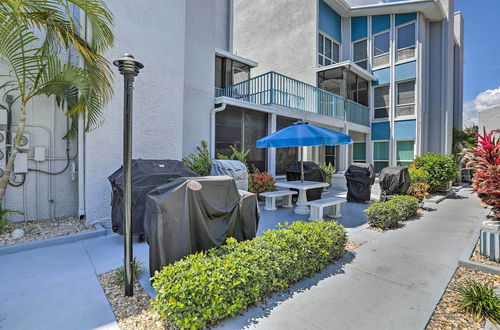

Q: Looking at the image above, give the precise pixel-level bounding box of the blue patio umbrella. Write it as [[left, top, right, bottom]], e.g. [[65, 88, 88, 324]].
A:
[[256, 121, 352, 182]]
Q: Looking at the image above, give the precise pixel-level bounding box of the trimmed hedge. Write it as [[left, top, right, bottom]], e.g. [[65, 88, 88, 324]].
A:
[[365, 201, 402, 229], [390, 195, 419, 220], [413, 153, 459, 192], [151, 221, 347, 329]]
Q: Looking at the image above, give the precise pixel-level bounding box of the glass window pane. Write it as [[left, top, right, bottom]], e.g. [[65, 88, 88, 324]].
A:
[[276, 116, 298, 175], [215, 56, 223, 88], [375, 108, 389, 119], [353, 39, 367, 62], [374, 161, 389, 172], [319, 34, 324, 55], [374, 141, 389, 161], [374, 85, 389, 108], [232, 61, 250, 85], [373, 32, 390, 56], [332, 43, 340, 63], [396, 104, 415, 117], [397, 48, 415, 62], [325, 145, 336, 167], [397, 23, 415, 50], [356, 60, 368, 70], [353, 142, 366, 161], [373, 53, 389, 67], [396, 140, 414, 161], [325, 39, 332, 59], [397, 80, 415, 105], [244, 111, 267, 172]]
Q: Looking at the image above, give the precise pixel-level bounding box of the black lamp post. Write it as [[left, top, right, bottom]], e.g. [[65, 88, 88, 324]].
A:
[[113, 53, 144, 296]]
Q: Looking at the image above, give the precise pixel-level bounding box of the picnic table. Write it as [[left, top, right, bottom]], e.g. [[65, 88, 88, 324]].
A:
[[275, 180, 329, 215]]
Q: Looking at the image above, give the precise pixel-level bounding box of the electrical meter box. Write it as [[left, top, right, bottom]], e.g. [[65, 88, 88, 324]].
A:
[[14, 152, 28, 173]]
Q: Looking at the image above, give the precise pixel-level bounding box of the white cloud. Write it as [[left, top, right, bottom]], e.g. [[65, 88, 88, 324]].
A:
[[462, 86, 500, 128]]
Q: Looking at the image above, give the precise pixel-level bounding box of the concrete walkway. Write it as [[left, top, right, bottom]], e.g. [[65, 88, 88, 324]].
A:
[[0, 187, 486, 330], [219, 188, 488, 330]]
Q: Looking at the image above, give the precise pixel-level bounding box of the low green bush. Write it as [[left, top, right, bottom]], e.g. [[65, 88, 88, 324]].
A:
[[413, 153, 459, 192], [455, 279, 500, 324], [365, 201, 402, 229], [390, 195, 419, 220], [114, 257, 144, 286], [408, 166, 430, 184], [182, 141, 212, 176], [151, 221, 347, 329]]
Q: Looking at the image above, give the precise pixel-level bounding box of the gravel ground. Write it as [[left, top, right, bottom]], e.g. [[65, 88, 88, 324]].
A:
[[426, 267, 500, 330], [470, 240, 500, 268], [99, 240, 360, 329], [0, 216, 95, 247]]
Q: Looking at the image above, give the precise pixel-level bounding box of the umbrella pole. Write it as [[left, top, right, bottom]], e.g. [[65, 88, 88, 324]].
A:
[[300, 146, 304, 182]]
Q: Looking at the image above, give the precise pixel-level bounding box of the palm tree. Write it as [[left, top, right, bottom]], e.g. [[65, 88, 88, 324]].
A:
[[0, 0, 114, 204]]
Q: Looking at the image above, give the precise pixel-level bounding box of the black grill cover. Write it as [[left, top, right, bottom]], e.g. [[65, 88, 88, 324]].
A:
[[108, 159, 199, 236], [345, 163, 375, 203], [379, 166, 411, 201], [144, 176, 259, 276], [286, 161, 326, 201]]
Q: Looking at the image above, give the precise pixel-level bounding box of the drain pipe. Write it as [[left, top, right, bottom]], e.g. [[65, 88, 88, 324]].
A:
[[210, 103, 226, 159]]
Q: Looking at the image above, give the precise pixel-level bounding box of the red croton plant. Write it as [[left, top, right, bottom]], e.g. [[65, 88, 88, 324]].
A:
[[463, 128, 500, 220]]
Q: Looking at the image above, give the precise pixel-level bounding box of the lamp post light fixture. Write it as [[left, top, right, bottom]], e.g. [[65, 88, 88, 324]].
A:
[[113, 53, 144, 296]]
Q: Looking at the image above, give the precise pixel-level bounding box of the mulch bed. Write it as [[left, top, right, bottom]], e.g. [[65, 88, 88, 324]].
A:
[[98, 240, 362, 329], [0, 216, 95, 247], [426, 267, 500, 329], [470, 240, 500, 268]]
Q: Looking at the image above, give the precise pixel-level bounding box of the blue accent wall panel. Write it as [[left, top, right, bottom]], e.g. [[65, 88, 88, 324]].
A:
[[372, 122, 390, 140], [372, 67, 390, 86], [319, 0, 342, 42], [394, 120, 416, 140], [395, 13, 417, 26], [372, 15, 390, 34], [395, 61, 416, 82], [351, 16, 367, 41]]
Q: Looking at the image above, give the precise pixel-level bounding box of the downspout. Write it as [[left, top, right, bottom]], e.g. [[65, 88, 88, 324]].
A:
[[210, 103, 226, 159], [78, 11, 87, 220]]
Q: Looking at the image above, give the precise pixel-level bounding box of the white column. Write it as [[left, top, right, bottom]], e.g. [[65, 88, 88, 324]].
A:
[[268, 113, 277, 176]]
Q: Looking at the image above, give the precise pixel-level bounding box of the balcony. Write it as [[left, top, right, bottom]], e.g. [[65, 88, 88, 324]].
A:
[[215, 71, 370, 127]]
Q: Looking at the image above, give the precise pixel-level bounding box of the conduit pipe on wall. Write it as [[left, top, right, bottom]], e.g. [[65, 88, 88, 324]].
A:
[[210, 103, 226, 159]]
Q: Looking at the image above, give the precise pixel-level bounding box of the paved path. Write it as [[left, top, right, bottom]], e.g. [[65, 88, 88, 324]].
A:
[[219, 188, 488, 330], [0, 187, 486, 330]]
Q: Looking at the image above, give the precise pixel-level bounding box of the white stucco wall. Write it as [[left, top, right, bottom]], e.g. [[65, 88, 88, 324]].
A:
[[233, 0, 318, 85]]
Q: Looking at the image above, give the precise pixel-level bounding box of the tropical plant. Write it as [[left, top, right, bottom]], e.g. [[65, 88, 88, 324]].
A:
[[114, 257, 144, 286], [182, 141, 212, 176], [389, 195, 419, 220], [413, 153, 459, 192], [455, 279, 500, 324], [407, 182, 430, 202], [453, 126, 478, 157], [152, 221, 347, 329], [463, 128, 500, 220], [248, 167, 275, 196], [408, 166, 430, 184], [365, 201, 402, 229], [319, 162, 336, 188], [217, 145, 250, 168], [0, 1, 114, 204]]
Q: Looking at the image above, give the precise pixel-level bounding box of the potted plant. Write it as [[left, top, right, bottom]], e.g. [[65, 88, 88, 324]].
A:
[[463, 128, 500, 261]]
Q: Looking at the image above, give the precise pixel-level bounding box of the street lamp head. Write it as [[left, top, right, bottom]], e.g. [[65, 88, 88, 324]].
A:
[[113, 53, 144, 76]]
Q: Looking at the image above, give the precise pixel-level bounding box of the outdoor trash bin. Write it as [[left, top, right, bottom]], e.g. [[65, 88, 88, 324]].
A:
[[379, 166, 411, 202], [210, 159, 248, 191], [143, 175, 260, 277], [345, 163, 375, 203], [108, 159, 199, 236], [286, 161, 326, 201]]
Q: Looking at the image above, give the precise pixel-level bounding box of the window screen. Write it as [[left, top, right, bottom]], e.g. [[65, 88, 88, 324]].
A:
[[396, 80, 415, 117], [397, 23, 416, 62], [353, 39, 367, 69], [374, 85, 390, 119], [318, 33, 340, 67], [373, 32, 390, 67]]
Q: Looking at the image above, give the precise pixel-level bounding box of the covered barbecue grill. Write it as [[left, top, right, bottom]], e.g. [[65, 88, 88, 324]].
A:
[[379, 166, 411, 201], [286, 161, 326, 201], [345, 163, 375, 203], [144, 176, 259, 276], [108, 159, 199, 236], [210, 160, 248, 191]]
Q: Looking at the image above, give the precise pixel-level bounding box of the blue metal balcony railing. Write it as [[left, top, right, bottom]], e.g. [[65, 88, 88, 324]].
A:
[[215, 71, 370, 126]]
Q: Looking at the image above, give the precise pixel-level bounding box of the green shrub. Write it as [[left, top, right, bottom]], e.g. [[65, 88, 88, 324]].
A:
[[455, 279, 500, 324], [319, 162, 336, 188], [218, 145, 250, 169], [408, 166, 430, 184], [389, 195, 419, 220], [114, 257, 144, 286], [151, 221, 347, 329], [365, 201, 402, 229], [182, 141, 212, 176], [413, 153, 459, 192]]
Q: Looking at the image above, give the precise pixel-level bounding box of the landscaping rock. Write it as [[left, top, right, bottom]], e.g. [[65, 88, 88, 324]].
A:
[[10, 229, 24, 239]]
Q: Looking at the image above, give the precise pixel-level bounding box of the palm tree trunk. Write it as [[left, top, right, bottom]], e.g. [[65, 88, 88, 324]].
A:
[[0, 101, 26, 203]]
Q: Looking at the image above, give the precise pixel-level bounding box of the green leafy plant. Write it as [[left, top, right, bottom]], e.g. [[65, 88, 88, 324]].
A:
[[407, 182, 430, 202], [248, 167, 276, 196], [151, 221, 347, 329], [389, 195, 419, 220], [114, 257, 145, 286], [408, 166, 430, 184], [218, 146, 250, 168], [319, 162, 336, 188], [455, 279, 500, 324], [365, 201, 402, 229], [413, 153, 459, 192], [182, 141, 212, 176]]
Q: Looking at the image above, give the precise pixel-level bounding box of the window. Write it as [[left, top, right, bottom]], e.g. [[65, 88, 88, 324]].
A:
[[373, 31, 390, 68], [396, 140, 415, 167], [353, 39, 367, 69], [215, 56, 250, 88], [318, 33, 340, 67], [352, 142, 366, 163], [276, 116, 298, 175], [325, 145, 337, 167], [396, 80, 415, 117], [374, 85, 390, 119], [373, 141, 389, 172], [396, 22, 416, 62]]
